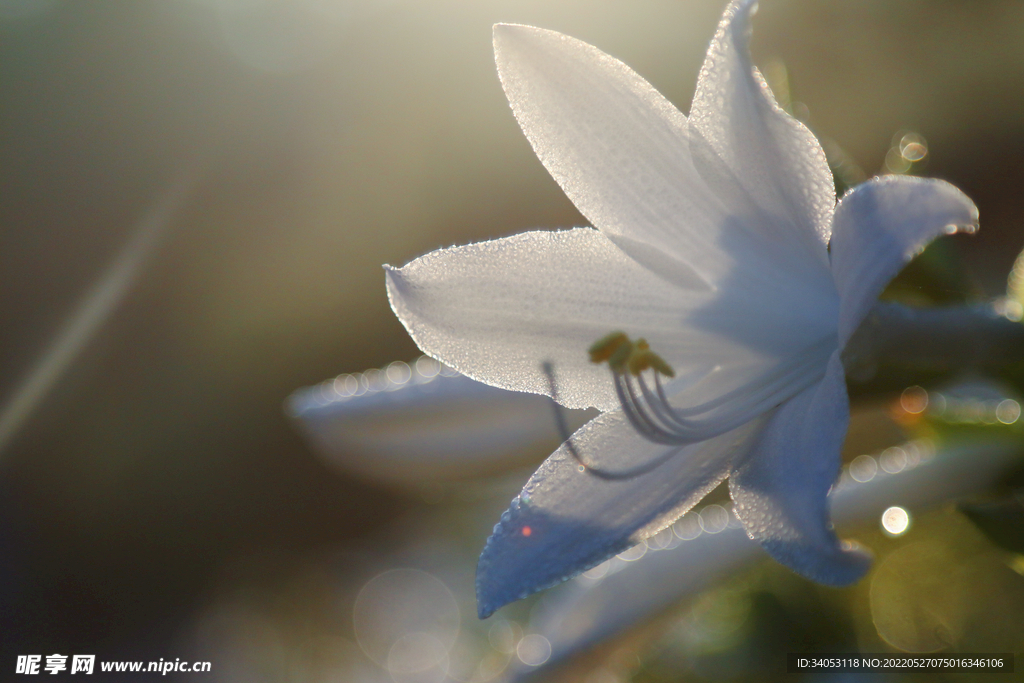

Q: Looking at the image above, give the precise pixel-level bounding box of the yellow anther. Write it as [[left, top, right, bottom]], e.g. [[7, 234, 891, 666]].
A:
[[627, 349, 651, 375], [607, 338, 634, 373], [588, 332, 676, 377], [588, 331, 629, 363], [647, 352, 676, 378], [625, 338, 648, 375]]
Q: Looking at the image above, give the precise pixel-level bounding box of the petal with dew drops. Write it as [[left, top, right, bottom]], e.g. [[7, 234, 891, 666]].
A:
[[476, 409, 764, 617], [830, 175, 979, 347], [386, 227, 783, 412], [512, 436, 1024, 672], [493, 23, 737, 287], [688, 0, 834, 277], [729, 351, 871, 586]]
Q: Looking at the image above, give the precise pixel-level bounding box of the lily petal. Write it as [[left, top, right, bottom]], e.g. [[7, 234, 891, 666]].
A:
[[729, 352, 871, 585], [287, 364, 593, 485], [493, 23, 731, 287], [517, 437, 1022, 677], [830, 175, 980, 346], [688, 0, 834, 277], [387, 227, 788, 412], [476, 410, 764, 617]]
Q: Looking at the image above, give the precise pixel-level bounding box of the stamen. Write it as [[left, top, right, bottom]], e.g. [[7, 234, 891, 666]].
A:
[[590, 333, 677, 379], [543, 361, 683, 480], [607, 338, 634, 374], [590, 331, 831, 446], [588, 330, 629, 363], [627, 339, 651, 375]]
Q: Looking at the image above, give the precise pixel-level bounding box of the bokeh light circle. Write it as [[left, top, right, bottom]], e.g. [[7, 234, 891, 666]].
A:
[[881, 506, 910, 535], [870, 543, 959, 652], [698, 505, 729, 534], [387, 632, 449, 683], [516, 634, 551, 667], [353, 569, 460, 668]]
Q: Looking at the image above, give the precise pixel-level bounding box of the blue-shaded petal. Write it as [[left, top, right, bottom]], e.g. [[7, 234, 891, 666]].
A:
[[830, 175, 979, 346], [729, 351, 871, 585], [511, 434, 1023, 676], [476, 409, 764, 617]]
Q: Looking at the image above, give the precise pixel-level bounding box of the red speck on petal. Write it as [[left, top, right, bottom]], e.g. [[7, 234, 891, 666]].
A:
[[522, 526, 532, 537]]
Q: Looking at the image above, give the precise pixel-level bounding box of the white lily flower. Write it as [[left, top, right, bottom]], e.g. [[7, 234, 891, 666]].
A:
[[385, 0, 979, 617]]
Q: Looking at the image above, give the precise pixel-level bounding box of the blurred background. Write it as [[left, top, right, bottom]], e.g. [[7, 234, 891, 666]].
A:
[[2, 0, 1024, 680]]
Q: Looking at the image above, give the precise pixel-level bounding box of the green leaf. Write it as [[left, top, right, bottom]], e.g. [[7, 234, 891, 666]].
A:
[[960, 494, 1024, 554]]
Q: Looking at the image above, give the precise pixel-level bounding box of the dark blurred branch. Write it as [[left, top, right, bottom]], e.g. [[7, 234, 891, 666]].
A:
[[843, 301, 1024, 400]]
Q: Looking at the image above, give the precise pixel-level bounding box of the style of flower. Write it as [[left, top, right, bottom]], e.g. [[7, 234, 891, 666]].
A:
[[385, 0, 978, 618]]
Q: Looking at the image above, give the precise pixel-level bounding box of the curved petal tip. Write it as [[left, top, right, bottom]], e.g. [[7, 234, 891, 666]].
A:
[[830, 174, 980, 345], [760, 536, 872, 586], [729, 353, 870, 587], [475, 492, 634, 618]]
